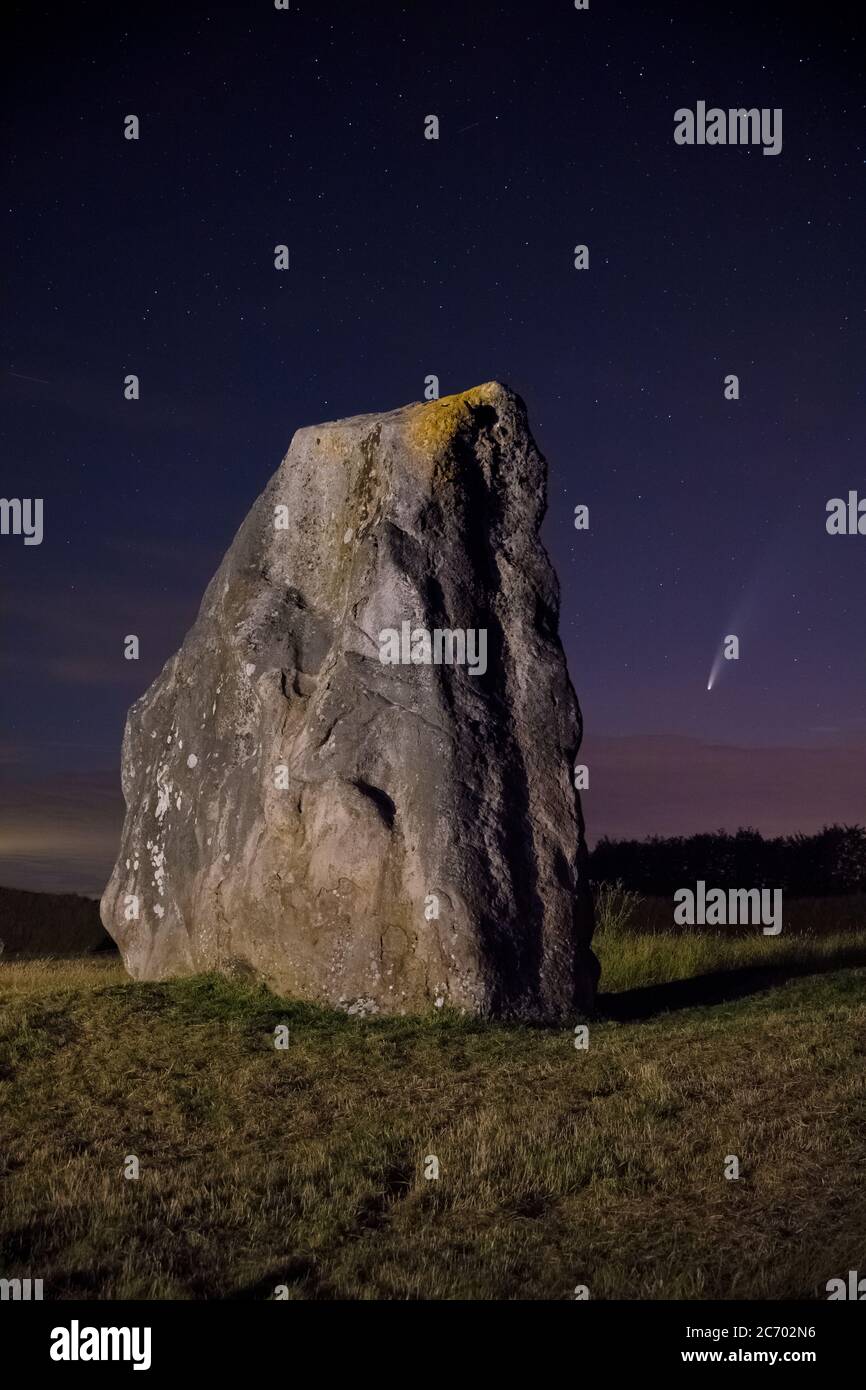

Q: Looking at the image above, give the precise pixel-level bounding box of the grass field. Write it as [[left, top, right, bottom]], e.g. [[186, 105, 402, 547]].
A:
[[1, 908, 865, 1300]]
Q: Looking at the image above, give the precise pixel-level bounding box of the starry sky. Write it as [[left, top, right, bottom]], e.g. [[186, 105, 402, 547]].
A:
[[2, 0, 864, 894]]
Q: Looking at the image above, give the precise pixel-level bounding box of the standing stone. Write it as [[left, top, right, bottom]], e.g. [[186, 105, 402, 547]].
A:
[[101, 383, 597, 1017]]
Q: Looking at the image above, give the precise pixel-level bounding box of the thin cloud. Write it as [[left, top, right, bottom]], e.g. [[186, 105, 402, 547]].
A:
[[0, 769, 123, 896], [584, 735, 866, 845]]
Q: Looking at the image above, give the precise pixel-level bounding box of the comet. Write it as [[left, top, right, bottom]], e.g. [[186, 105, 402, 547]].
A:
[[706, 647, 725, 692]]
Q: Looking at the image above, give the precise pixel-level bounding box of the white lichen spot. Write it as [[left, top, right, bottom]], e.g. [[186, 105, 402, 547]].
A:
[[187, 753, 198, 769], [343, 527, 354, 544], [346, 998, 379, 1017], [434, 996, 444, 1009], [148, 843, 167, 896], [245, 663, 256, 677], [154, 903, 165, 919], [154, 765, 173, 822]]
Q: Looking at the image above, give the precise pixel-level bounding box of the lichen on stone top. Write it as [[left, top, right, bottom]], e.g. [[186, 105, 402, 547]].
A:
[[406, 382, 505, 455]]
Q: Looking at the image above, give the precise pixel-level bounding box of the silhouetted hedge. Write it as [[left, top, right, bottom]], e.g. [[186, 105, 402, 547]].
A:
[[589, 825, 866, 897], [0, 885, 115, 956]]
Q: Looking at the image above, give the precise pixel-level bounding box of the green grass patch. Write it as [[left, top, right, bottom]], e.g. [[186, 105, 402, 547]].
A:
[[1, 925, 865, 1300]]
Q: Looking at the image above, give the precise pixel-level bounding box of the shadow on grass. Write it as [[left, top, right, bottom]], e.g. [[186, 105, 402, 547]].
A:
[[598, 944, 866, 1021]]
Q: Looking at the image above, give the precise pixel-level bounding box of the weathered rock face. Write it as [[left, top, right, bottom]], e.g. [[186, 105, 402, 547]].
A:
[[101, 383, 597, 1017]]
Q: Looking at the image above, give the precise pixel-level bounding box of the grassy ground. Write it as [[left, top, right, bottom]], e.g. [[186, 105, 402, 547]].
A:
[[1, 915, 865, 1300]]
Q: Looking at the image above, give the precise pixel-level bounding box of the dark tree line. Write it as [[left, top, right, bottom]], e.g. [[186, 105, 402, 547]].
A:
[[588, 825, 866, 897], [0, 885, 113, 956]]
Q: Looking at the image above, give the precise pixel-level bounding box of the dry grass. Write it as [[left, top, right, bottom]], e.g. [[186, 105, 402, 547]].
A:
[[1, 925, 865, 1300]]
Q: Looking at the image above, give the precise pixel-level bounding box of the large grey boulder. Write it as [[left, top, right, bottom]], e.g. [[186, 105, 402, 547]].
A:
[[101, 383, 597, 1017]]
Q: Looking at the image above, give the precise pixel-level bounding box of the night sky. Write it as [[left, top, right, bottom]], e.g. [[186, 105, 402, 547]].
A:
[[2, 0, 864, 895]]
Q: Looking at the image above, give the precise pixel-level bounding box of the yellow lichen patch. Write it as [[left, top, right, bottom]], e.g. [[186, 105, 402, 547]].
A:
[[406, 382, 501, 457]]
